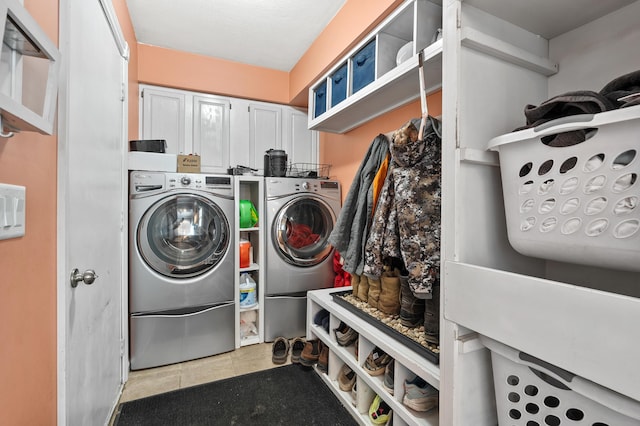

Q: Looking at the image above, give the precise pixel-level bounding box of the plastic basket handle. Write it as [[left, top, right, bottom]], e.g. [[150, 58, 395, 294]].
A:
[[533, 113, 594, 133]]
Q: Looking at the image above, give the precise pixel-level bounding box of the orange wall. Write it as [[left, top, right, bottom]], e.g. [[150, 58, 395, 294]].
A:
[[323, 92, 442, 201], [0, 0, 58, 424], [137, 44, 290, 104]]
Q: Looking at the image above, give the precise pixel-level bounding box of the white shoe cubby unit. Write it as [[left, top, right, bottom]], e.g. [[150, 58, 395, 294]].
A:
[[308, 0, 443, 133], [307, 287, 440, 426], [234, 176, 265, 347]]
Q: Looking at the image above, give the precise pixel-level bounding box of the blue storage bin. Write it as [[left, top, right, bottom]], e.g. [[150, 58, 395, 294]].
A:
[[313, 81, 327, 118], [351, 39, 376, 94], [331, 63, 348, 107]]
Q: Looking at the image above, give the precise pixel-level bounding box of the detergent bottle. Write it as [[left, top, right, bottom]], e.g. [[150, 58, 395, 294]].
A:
[[239, 273, 257, 308], [239, 200, 258, 228]]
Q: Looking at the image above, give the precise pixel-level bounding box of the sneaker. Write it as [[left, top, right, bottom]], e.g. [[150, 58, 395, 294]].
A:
[[299, 339, 323, 367], [402, 376, 438, 412], [364, 347, 392, 376], [338, 364, 356, 391], [369, 394, 392, 425], [383, 360, 395, 395], [333, 321, 358, 346], [317, 343, 329, 373]]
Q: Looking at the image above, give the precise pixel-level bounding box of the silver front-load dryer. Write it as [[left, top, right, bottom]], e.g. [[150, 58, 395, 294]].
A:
[[129, 171, 236, 369], [264, 177, 341, 340]]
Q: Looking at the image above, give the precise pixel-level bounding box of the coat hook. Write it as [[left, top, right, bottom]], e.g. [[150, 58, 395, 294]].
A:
[[0, 116, 15, 138]]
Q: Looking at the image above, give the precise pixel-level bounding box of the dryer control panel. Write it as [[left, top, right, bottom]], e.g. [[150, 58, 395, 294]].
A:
[[130, 171, 233, 197]]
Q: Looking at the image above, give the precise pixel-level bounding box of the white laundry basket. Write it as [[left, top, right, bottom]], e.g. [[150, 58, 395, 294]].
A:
[[488, 106, 640, 271], [480, 335, 640, 426]]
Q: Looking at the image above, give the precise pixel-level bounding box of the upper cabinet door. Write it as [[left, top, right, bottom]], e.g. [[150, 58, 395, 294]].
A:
[[283, 107, 317, 166], [141, 86, 188, 155], [193, 94, 231, 174], [249, 102, 282, 171]]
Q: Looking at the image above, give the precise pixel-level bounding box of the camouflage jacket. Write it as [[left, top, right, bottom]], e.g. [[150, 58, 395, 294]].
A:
[[363, 116, 441, 298]]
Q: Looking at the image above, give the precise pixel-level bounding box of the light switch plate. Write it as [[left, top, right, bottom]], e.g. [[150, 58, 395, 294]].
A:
[[0, 183, 26, 240]]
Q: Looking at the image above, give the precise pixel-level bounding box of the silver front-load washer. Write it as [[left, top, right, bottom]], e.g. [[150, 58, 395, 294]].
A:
[[264, 177, 341, 341], [129, 171, 235, 369]]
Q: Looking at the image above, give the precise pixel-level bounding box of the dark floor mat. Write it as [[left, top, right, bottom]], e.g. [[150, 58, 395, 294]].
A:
[[114, 364, 357, 425]]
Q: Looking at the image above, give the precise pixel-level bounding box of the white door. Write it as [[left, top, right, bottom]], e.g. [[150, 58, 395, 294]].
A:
[[58, 1, 128, 424], [140, 85, 188, 155], [193, 94, 231, 173], [249, 102, 282, 171], [283, 107, 318, 166]]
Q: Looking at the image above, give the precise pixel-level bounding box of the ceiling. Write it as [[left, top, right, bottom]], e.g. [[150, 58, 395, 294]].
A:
[[125, 0, 346, 72]]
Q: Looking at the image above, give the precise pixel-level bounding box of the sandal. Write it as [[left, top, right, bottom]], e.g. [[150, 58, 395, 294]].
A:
[[290, 337, 306, 364], [271, 336, 290, 364]]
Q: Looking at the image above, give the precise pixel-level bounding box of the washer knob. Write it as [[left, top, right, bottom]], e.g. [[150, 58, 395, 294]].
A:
[[301, 181, 310, 190], [180, 176, 191, 186]]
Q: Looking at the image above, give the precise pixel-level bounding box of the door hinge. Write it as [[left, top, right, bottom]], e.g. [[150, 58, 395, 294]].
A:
[[121, 83, 126, 102], [120, 339, 125, 357]]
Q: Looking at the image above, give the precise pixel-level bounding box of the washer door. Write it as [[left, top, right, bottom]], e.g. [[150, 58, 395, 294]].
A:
[[273, 196, 335, 267], [138, 194, 230, 278]]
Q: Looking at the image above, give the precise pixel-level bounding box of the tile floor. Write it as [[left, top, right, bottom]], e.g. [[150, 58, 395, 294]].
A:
[[110, 342, 285, 425]]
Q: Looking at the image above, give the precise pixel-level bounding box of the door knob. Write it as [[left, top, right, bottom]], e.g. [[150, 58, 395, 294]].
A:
[[70, 268, 98, 288]]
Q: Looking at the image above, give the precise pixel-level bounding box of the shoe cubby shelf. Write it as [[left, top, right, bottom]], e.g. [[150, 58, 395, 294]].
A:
[[234, 177, 265, 348], [307, 0, 443, 134], [308, 287, 439, 426]]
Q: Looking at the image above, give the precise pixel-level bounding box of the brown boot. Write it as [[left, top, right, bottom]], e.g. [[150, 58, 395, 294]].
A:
[[424, 285, 440, 344], [378, 269, 401, 315], [350, 273, 360, 298], [400, 275, 425, 327], [356, 274, 369, 302], [367, 276, 381, 309]]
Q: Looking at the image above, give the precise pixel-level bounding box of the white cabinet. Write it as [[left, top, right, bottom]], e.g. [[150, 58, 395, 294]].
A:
[[234, 176, 265, 347], [308, 288, 440, 426], [283, 107, 318, 167], [230, 98, 318, 172], [140, 85, 318, 174], [248, 101, 282, 170], [0, 0, 60, 135], [140, 85, 230, 173]]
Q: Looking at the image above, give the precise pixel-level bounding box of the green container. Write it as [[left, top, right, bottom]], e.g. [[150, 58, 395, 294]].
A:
[[239, 200, 258, 228]]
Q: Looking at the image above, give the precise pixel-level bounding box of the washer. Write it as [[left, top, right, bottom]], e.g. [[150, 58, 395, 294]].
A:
[[264, 177, 341, 341], [129, 171, 235, 370]]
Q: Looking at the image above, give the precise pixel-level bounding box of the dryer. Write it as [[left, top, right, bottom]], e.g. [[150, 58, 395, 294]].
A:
[[129, 171, 235, 370], [264, 177, 341, 341]]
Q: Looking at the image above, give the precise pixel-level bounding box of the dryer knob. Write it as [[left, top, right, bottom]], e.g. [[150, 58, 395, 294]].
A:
[[301, 181, 310, 190], [180, 176, 191, 186]]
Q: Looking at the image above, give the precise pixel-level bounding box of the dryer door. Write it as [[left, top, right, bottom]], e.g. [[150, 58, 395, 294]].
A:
[[273, 196, 336, 266], [138, 194, 230, 278]]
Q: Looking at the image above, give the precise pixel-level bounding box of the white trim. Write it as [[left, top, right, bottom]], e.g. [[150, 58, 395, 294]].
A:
[[98, 0, 129, 60]]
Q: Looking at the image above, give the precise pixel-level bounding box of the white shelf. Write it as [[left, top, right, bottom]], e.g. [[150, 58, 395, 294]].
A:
[[234, 177, 265, 348], [239, 263, 259, 272], [444, 261, 640, 403], [308, 0, 443, 134], [308, 287, 440, 426]]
